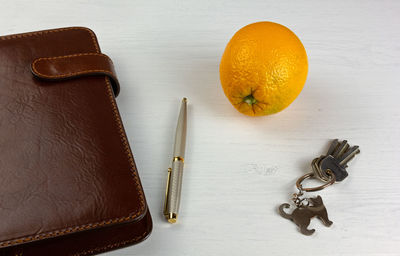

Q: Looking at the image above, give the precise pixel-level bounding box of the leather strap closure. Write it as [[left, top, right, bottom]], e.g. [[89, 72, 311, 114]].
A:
[[31, 53, 120, 97]]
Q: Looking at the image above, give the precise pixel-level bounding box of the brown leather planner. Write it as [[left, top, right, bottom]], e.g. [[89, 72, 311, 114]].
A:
[[0, 27, 152, 255]]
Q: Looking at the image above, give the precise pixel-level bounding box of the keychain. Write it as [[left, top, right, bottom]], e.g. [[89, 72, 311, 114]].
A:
[[279, 139, 360, 235]]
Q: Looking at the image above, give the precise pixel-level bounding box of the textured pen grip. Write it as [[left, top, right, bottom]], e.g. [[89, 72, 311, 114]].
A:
[[166, 160, 184, 214]]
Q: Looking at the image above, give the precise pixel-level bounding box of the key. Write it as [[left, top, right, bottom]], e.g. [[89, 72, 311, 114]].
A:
[[325, 139, 339, 156], [332, 140, 349, 159], [339, 145, 360, 168], [318, 140, 360, 182], [319, 155, 348, 181]]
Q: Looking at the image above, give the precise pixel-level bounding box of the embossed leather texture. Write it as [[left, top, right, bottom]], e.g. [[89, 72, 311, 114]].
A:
[[0, 27, 152, 255]]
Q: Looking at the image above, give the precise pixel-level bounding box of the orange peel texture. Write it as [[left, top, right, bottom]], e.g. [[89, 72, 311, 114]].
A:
[[220, 22, 308, 116]]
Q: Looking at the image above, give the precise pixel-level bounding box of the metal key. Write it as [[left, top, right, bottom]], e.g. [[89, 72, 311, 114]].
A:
[[318, 140, 360, 182]]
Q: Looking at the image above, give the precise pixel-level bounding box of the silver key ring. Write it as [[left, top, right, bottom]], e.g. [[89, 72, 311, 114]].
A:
[[296, 170, 336, 192]]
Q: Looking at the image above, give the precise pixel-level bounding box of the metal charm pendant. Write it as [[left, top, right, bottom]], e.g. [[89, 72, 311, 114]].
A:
[[278, 139, 359, 235], [279, 195, 332, 235]]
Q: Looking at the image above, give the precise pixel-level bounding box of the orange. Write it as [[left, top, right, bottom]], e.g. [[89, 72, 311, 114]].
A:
[[219, 22, 308, 116]]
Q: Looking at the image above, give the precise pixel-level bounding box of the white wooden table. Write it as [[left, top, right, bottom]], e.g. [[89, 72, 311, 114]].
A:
[[1, 0, 399, 255]]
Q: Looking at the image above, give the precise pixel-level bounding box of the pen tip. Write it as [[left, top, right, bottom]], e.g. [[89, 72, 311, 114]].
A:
[[182, 97, 187, 103]]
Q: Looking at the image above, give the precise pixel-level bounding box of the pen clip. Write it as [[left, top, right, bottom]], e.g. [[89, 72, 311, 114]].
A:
[[163, 167, 172, 217]]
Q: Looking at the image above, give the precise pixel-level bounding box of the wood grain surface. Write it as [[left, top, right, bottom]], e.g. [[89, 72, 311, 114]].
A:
[[1, 0, 399, 255]]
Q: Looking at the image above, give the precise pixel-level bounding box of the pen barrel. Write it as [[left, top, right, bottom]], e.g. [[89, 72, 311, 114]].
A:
[[166, 159, 184, 215]]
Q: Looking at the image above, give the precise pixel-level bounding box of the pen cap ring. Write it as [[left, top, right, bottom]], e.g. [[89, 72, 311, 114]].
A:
[[173, 156, 184, 162]]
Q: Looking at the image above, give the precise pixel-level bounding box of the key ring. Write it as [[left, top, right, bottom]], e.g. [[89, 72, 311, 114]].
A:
[[279, 139, 360, 235], [296, 170, 336, 192]]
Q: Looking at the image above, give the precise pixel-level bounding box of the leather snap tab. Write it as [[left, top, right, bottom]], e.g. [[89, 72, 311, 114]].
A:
[[31, 53, 120, 96]]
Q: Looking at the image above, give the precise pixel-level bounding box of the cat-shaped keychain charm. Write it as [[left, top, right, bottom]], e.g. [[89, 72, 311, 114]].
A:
[[279, 139, 360, 235]]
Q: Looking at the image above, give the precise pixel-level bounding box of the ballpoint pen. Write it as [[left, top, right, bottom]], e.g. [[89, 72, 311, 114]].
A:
[[163, 98, 187, 223]]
